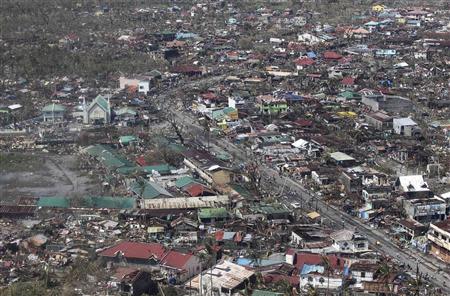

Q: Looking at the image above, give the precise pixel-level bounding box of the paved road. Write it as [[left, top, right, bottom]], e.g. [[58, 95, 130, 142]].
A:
[[155, 75, 450, 293], [175, 110, 450, 293]]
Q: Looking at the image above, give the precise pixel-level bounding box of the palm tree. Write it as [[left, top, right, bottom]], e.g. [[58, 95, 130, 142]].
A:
[[408, 263, 423, 296], [376, 260, 393, 295], [306, 285, 319, 296], [321, 255, 332, 295], [274, 279, 292, 296]]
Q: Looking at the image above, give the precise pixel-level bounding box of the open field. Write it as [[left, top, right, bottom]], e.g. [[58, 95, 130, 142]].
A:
[[0, 152, 100, 201]]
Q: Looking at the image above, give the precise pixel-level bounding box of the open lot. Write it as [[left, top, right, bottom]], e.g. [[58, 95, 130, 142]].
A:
[[0, 152, 100, 201]]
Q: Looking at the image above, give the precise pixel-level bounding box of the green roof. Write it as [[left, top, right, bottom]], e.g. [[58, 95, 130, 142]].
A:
[[116, 107, 137, 116], [223, 107, 236, 114], [90, 95, 109, 111], [230, 184, 253, 199], [42, 103, 66, 112], [80, 196, 135, 209], [142, 164, 175, 175], [338, 90, 361, 100], [119, 135, 138, 145], [175, 176, 196, 188], [198, 208, 228, 219], [116, 166, 142, 175], [211, 109, 225, 120], [84, 145, 133, 170], [252, 290, 283, 296], [129, 180, 172, 199], [37, 196, 70, 208], [216, 152, 232, 162]]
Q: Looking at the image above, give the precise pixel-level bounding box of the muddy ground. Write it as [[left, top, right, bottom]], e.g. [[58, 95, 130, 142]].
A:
[[0, 152, 100, 202]]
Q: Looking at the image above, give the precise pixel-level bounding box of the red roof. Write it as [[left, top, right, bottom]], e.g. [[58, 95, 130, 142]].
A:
[[293, 252, 345, 271], [339, 56, 353, 64], [294, 57, 315, 66], [185, 184, 205, 197], [323, 51, 343, 60], [234, 231, 243, 243], [99, 241, 166, 260], [160, 250, 194, 271], [200, 92, 218, 100], [341, 77, 356, 86], [286, 248, 296, 256], [136, 156, 148, 166], [287, 42, 306, 51], [215, 230, 224, 242], [294, 119, 313, 127]]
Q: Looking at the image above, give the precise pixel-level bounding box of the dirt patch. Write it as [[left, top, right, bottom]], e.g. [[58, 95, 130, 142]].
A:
[[0, 152, 101, 202]]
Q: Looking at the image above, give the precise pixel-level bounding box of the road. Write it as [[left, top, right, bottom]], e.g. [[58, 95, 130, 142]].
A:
[[156, 76, 450, 293], [176, 111, 450, 293]]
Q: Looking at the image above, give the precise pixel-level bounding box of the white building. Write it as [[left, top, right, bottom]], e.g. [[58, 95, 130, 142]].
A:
[[330, 229, 369, 253], [187, 261, 255, 296], [119, 76, 151, 94], [393, 117, 420, 137], [83, 95, 111, 124]]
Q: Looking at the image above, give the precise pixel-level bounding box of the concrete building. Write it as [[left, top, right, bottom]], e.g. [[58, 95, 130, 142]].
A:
[[393, 117, 420, 137], [119, 76, 151, 94], [329, 151, 356, 167], [403, 197, 446, 223], [330, 229, 369, 253], [42, 103, 67, 122], [188, 261, 255, 296], [361, 94, 414, 114], [364, 111, 392, 130], [83, 95, 111, 125], [395, 175, 432, 199], [182, 149, 232, 186], [428, 219, 450, 263]]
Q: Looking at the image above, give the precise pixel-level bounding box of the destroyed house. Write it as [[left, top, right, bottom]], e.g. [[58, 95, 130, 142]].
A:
[[83, 145, 135, 172], [119, 76, 152, 94], [393, 118, 420, 137], [99, 241, 201, 282], [290, 226, 333, 249], [256, 95, 288, 115], [395, 175, 432, 198], [329, 152, 356, 167], [42, 103, 67, 122], [428, 219, 450, 263], [111, 268, 158, 296], [187, 261, 255, 295], [361, 95, 413, 114], [403, 197, 446, 223], [129, 179, 173, 200], [396, 219, 427, 239], [198, 208, 229, 224], [183, 149, 232, 186], [364, 112, 392, 130]]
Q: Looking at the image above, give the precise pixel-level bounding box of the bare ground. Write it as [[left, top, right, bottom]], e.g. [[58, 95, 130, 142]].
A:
[[0, 152, 100, 202]]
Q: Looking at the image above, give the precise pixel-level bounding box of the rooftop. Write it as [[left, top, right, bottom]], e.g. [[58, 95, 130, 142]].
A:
[[329, 151, 355, 162], [188, 261, 255, 291], [432, 219, 450, 233], [99, 241, 166, 260]]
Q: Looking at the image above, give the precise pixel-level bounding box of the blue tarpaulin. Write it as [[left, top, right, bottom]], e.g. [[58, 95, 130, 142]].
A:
[[301, 264, 324, 275]]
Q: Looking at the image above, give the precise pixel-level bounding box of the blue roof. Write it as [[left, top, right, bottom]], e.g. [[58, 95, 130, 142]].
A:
[[301, 264, 324, 275], [282, 93, 304, 102], [236, 258, 252, 266], [176, 32, 198, 39], [307, 51, 317, 58]]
